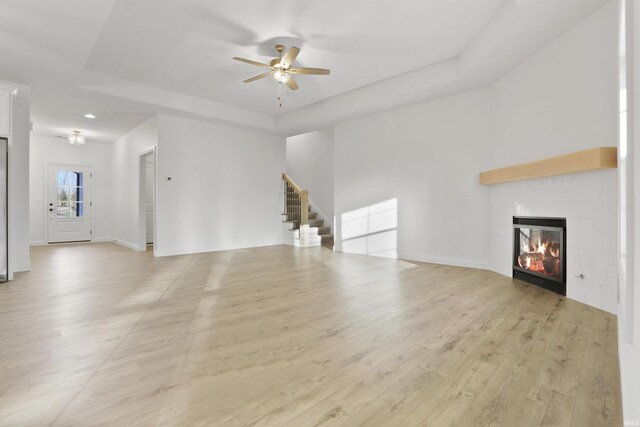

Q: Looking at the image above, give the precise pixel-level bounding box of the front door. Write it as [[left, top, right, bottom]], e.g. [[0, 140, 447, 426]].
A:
[[48, 165, 92, 243]]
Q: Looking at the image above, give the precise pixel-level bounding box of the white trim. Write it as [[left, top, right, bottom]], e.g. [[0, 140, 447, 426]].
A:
[[114, 239, 141, 251], [31, 237, 112, 247], [92, 237, 113, 243], [154, 242, 283, 258], [334, 248, 491, 270], [401, 253, 490, 270], [13, 262, 30, 273], [45, 162, 94, 243], [138, 146, 157, 256], [139, 146, 156, 157]]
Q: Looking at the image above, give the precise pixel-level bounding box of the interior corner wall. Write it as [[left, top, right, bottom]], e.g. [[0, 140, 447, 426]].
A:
[[334, 88, 493, 268], [154, 114, 285, 257], [286, 130, 334, 225], [111, 115, 158, 249], [29, 135, 113, 244], [8, 83, 30, 276], [332, 2, 618, 293]]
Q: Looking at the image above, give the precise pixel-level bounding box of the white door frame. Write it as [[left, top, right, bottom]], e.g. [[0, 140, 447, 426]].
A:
[[138, 146, 157, 255], [45, 162, 94, 243]]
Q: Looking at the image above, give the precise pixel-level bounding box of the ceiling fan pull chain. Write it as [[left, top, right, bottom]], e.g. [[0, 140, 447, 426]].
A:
[[277, 83, 284, 108]]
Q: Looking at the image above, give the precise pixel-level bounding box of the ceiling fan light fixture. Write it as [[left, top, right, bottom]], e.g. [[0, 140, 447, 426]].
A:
[[273, 70, 288, 83], [233, 44, 330, 92], [68, 130, 85, 145]]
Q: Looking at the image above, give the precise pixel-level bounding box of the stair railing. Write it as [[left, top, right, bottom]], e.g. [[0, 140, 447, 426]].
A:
[[282, 173, 309, 229]]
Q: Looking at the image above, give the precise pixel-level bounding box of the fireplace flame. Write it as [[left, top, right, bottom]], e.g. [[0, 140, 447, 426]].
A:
[[517, 234, 560, 278]]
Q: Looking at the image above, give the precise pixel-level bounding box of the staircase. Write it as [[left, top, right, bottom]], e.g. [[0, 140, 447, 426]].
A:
[[282, 173, 333, 248]]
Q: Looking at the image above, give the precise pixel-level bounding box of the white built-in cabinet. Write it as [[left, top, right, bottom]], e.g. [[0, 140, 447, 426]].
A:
[[0, 84, 14, 137]]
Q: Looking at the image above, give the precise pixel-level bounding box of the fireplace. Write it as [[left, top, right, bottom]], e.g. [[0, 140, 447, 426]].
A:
[[513, 216, 566, 295]]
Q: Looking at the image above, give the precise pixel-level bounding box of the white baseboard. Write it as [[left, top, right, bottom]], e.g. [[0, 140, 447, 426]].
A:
[[402, 253, 490, 270], [92, 237, 114, 243], [114, 239, 141, 251], [334, 248, 490, 271], [154, 242, 283, 257], [31, 237, 114, 246], [12, 262, 31, 273]]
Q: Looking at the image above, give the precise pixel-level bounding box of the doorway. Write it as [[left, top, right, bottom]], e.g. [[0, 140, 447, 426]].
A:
[[145, 155, 154, 245], [47, 164, 92, 243], [139, 147, 156, 253]]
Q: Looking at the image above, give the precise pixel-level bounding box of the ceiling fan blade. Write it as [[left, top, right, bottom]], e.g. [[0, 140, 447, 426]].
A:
[[281, 46, 300, 68], [233, 57, 271, 68], [243, 71, 273, 83], [285, 75, 299, 90], [289, 67, 330, 75]]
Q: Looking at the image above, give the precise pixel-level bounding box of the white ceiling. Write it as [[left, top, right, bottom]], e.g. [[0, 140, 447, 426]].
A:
[[0, 0, 609, 143], [83, 0, 506, 114]]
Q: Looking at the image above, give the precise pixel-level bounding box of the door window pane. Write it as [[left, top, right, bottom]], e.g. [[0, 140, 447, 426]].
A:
[[56, 171, 84, 217], [57, 202, 70, 217]]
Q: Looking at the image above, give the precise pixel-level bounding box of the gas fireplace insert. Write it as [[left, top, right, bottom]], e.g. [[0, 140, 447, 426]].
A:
[[513, 216, 566, 295]]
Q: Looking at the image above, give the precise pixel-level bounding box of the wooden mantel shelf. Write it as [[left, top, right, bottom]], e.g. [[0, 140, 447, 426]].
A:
[[479, 147, 617, 185]]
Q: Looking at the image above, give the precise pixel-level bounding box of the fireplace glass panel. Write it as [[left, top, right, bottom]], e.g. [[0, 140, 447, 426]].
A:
[[513, 217, 566, 295], [515, 227, 562, 280]]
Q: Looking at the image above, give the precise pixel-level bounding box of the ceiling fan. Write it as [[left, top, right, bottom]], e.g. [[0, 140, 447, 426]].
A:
[[233, 44, 330, 91]]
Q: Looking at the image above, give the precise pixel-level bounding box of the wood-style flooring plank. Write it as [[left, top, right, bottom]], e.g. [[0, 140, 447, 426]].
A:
[[0, 243, 622, 426]]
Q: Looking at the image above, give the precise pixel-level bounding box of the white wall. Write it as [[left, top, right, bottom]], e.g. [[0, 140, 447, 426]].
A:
[[3, 81, 30, 276], [489, 1, 618, 169], [334, 88, 492, 267], [155, 114, 285, 256], [618, 0, 640, 422], [332, 2, 618, 314], [110, 113, 286, 257], [286, 130, 334, 225], [29, 135, 113, 244], [111, 116, 158, 249]]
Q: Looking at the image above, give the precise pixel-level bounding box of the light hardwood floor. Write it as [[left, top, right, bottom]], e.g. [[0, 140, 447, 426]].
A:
[[0, 243, 621, 426]]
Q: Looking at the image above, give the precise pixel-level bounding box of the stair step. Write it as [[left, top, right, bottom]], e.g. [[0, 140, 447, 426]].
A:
[[309, 219, 324, 227], [308, 212, 318, 219], [317, 226, 331, 235], [284, 207, 312, 212]]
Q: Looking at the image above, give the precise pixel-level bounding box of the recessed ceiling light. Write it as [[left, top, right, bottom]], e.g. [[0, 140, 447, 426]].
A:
[[84, 113, 96, 119]]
